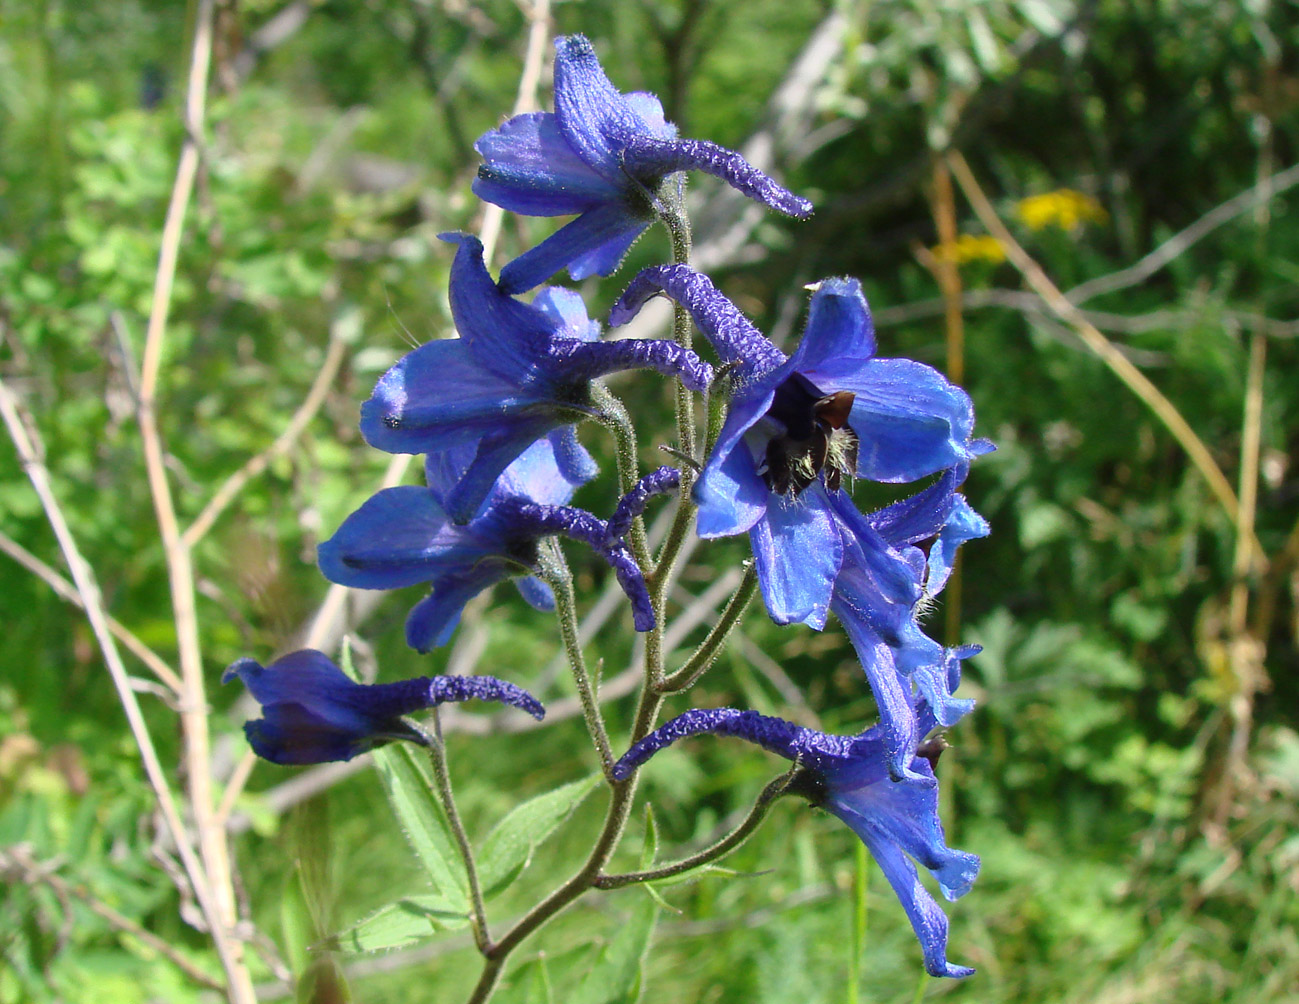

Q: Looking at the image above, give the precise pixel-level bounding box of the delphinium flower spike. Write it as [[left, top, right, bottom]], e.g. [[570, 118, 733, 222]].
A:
[[361, 233, 711, 523], [319, 439, 678, 651], [224, 649, 544, 765], [612, 677, 979, 978], [475, 34, 813, 294]]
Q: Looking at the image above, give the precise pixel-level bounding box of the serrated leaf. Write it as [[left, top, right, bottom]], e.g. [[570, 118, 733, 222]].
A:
[[477, 774, 602, 899], [328, 895, 469, 954], [372, 744, 469, 906], [570, 894, 659, 1004]]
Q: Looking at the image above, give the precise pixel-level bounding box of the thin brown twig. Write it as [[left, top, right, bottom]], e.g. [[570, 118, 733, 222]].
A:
[[479, 0, 552, 265], [0, 528, 183, 694], [946, 151, 1258, 558], [0, 376, 247, 996], [184, 328, 348, 548], [1, 846, 224, 990], [133, 1, 255, 997]]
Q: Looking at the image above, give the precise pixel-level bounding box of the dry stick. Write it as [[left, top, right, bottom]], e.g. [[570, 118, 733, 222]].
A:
[[133, 1, 255, 999], [184, 329, 348, 548], [1064, 159, 1299, 307], [0, 378, 247, 997], [1215, 329, 1268, 826], [925, 158, 967, 650], [0, 529, 183, 694], [1, 847, 223, 991], [946, 151, 1258, 558], [300, 0, 552, 659]]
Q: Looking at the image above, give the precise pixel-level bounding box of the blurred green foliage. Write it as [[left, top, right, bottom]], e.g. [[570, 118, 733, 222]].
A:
[[1, 0, 1297, 1002]]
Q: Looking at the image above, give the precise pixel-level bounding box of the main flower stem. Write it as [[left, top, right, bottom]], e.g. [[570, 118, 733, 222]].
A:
[[464, 685, 666, 1004], [463, 191, 707, 1004], [645, 203, 699, 684]]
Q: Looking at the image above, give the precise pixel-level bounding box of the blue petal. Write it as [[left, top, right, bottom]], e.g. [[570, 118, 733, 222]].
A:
[[546, 426, 599, 490], [443, 418, 565, 523], [694, 389, 777, 538], [911, 652, 975, 728], [623, 92, 676, 139], [830, 492, 924, 606], [622, 136, 813, 219], [499, 203, 650, 294], [788, 278, 877, 377], [868, 467, 966, 547], [826, 798, 976, 978], [492, 433, 591, 507], [831, 592, 926, 785], [749, 490, 842, 629], [552, 35, 650, 179], [223, 651, 355, 714], [442, 233, 554, 364], [927, 495, 990, 596], [531, 287, 601, 342], [406, 566, 511, 652], [830, 359, 975, 482], [825, 754, 980, 903], [515, 575, 556, 611], [318, 486, 498, 589], [473, 111, 622, 215], [245, 705, 371, 765], [360, 338, 546, 456]]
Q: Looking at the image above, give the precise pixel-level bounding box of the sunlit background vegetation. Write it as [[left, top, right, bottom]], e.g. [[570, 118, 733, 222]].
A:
[[2, 1, 1297, 1002]]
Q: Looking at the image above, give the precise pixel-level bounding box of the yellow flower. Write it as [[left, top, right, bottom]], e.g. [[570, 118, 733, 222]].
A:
[[930, 233, 1006, 265], [1015, 189, 1108, 231]]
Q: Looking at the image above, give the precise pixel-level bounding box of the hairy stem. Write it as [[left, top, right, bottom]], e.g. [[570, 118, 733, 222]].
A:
[[659, 563, 757, 693], [541, 549, 615, 773], [594, 768, 795, 888], [420, 716, 492, 954], [593, 383, 650, 570]]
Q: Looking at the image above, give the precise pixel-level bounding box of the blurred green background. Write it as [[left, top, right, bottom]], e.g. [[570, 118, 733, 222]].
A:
[[2, 0, 1297, 1001]]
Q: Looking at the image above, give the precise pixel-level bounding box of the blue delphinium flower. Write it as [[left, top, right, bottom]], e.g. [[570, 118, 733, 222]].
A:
[[224, 649, 544, 765], [319, 434, 679, 651], [612, 680, 979, 977], [474, 35, 813, 294], [610, 265, 988, 628], [361, 233, 711, 524], [830, 466, 989, 781]]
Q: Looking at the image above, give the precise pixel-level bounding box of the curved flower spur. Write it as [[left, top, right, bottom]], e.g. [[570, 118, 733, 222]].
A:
[[224, 649, 544, 765], [475, 34, 813, 294], [319, 434, 682, 651], [360, 233, 711, 524], [612, 677, 979, 979]]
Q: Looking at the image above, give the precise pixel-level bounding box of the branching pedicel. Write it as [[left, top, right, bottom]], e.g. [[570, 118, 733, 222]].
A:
[[225, 33, 991, 998]]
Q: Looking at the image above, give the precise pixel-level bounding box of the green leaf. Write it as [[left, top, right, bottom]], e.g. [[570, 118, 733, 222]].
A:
[[371, 744, 469, 906], [477, 774, 602, 899], [570, 894, 660, 1004], [327, 895, 469, 954]]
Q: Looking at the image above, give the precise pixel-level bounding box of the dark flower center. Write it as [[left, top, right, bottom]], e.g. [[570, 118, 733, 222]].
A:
[[759, 372, 859, 495]]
